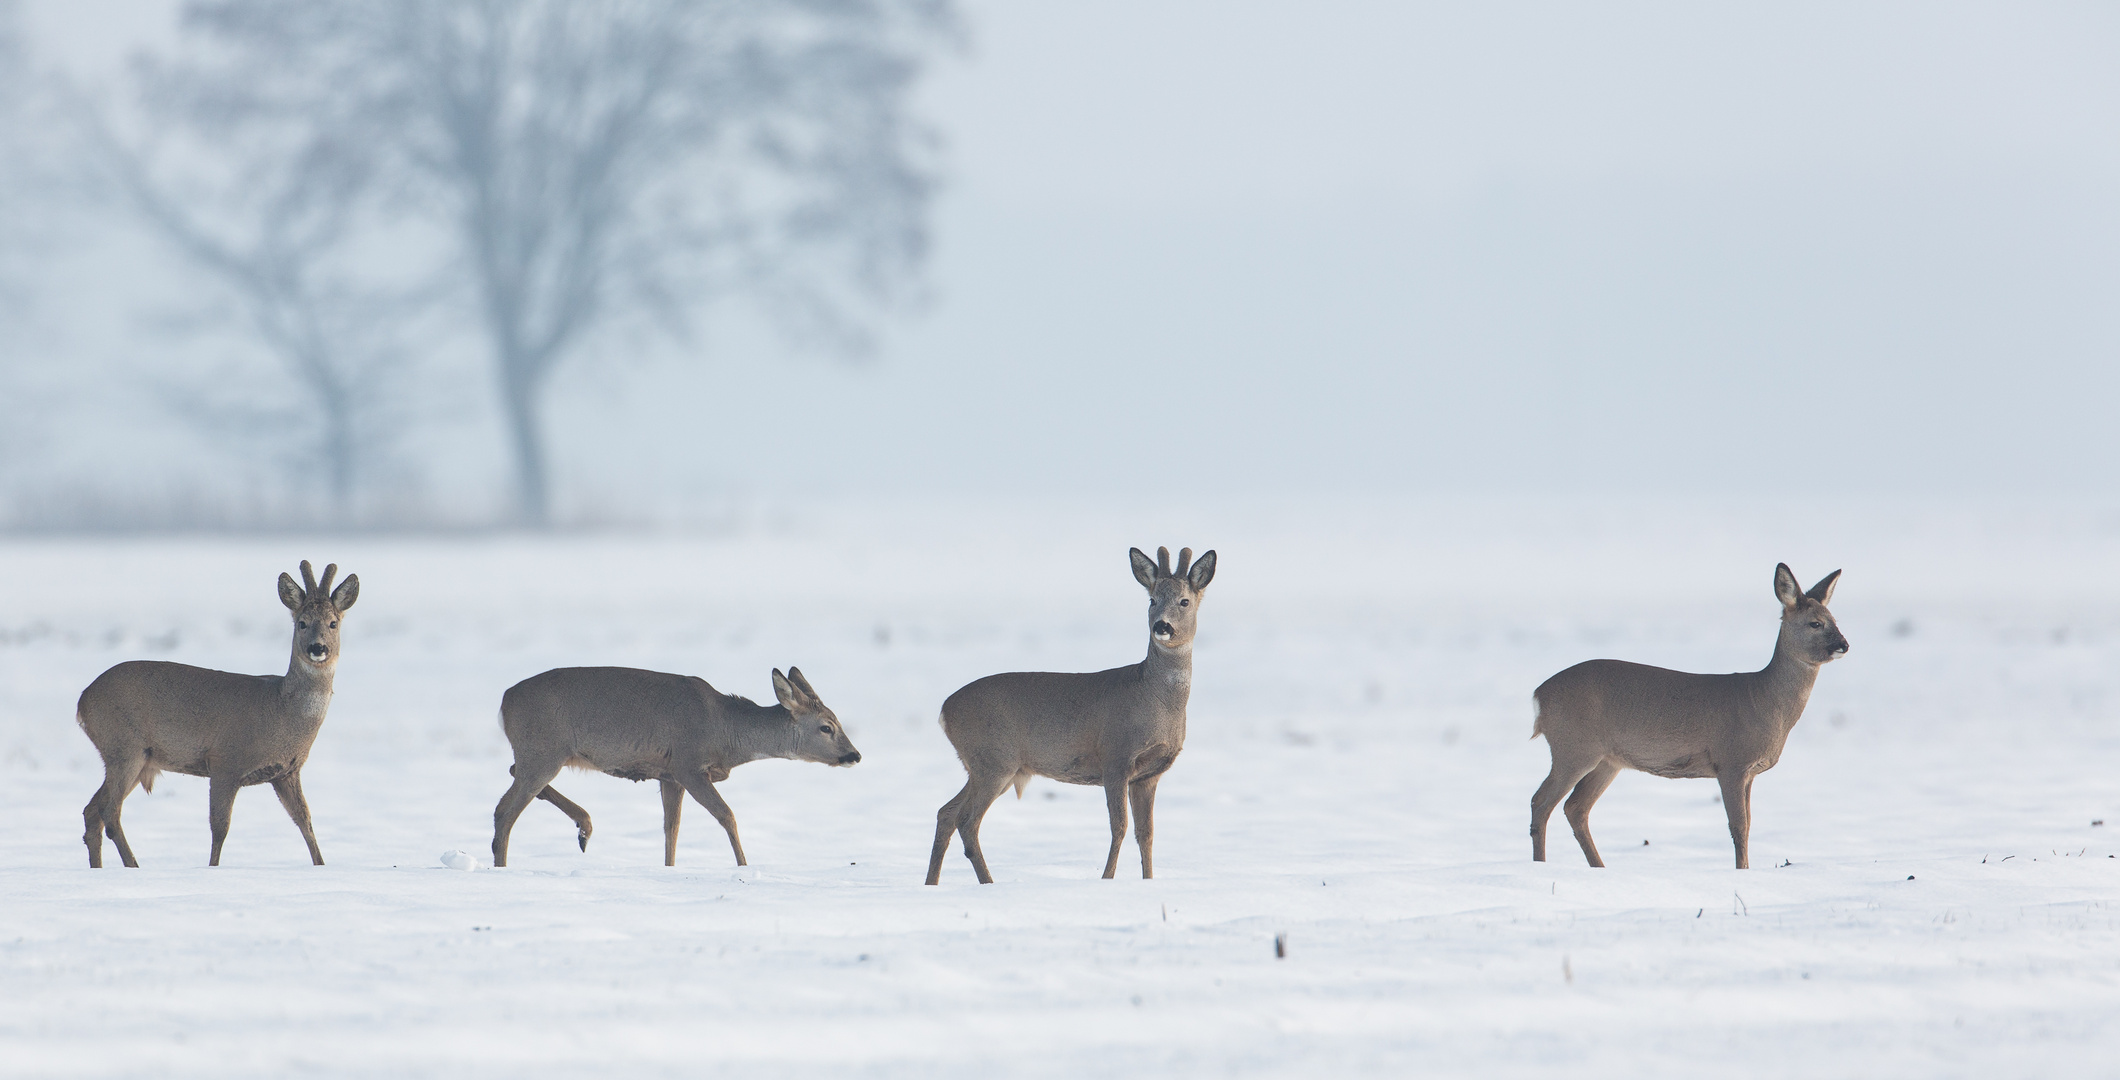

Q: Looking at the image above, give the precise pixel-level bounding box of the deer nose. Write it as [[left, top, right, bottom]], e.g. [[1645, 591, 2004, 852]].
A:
[[1152, 620, 1174, 638], [306, 643, 328, 660], [839, 751, 861, 765]]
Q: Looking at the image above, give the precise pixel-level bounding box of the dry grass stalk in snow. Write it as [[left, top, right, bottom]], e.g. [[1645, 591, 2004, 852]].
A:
[[491, 666, 862, 868], [928, 545, 1217, 885], [1531, 562, 1849, 869], [77, 560, 359, 867]]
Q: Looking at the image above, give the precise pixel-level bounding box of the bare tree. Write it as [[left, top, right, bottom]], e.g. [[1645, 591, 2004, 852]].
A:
[[0, 0, 43, 480], [0, 0, 32, 322], [81, 43, 427, 515], [172, 0, 953, 525]]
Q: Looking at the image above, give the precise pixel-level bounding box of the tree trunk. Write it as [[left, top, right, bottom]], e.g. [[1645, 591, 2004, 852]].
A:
[[497, 357, 550, 527]]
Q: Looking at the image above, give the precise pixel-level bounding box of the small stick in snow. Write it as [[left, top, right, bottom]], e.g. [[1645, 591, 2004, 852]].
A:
[[1274, 933, 1287, 959]]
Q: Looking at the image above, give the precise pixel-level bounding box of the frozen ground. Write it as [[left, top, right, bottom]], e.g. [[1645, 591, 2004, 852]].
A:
[[1, 495, 2116, 1077]]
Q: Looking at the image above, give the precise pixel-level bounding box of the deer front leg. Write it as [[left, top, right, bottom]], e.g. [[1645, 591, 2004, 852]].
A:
[[1100, 778, 1129, 880], [269, 770, 325, 865], [1719, 770, 1752, 869], [679, 774, 746, 867], [659, 779, 684, 866], [1128, 774, 1161, 879], [207, 775, 238, 867]]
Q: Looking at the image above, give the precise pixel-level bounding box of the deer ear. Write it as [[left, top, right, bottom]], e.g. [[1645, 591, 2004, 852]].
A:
[[1187, 549, 1217, 591], [1129, 547, 1157, 590], [787, 666, 819, 704], [330, 573, 360, 612], [1773, 563, 1803, 608], [278, 573, 304, 612], [770, 668, 799, 710], [1805, 569, 1841, 606]]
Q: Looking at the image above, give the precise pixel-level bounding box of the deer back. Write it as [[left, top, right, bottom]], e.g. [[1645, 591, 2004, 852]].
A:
[[942, 664, 1181, 780], [501, 667, 721, 767]]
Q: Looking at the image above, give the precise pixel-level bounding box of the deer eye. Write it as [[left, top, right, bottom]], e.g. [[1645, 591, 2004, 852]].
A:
[[819, 725, 832, 734], [329, 621, 338, 628], [1180, 598, 1190, 607], [298, 621, 308, 629], [1808, 621, 1823, 629]]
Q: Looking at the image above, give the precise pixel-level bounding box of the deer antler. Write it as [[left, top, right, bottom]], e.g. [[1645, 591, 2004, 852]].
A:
[[1156, 547, 1172, 578], [299, 561, 318, 599], [1175, 548, 1193, 578], [316, 563, 338, 598]]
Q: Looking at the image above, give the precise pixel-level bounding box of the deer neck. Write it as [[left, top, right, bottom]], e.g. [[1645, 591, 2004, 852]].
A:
[[735, 702, 801, 763], [281, 649, 336, 716], [1756, 631, 1821, 731], [1143, 639, 1193, 704]]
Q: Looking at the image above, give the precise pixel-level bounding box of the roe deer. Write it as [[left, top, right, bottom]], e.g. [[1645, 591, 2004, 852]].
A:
[[77, 560, 359, 867], [491, 666, 860, 868], [1531, 563, 1848, 869], [926, 545, 1216, 885]]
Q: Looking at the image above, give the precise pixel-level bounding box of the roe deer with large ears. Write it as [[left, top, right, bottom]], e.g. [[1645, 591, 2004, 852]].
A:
[[77, 560, 359, 867], [926, 544, 1217, 885], [1531, 563, 1848, 869], [490, 665, 861, 868]]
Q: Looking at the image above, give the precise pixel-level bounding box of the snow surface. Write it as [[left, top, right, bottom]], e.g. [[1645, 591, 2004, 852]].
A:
[[2, 496, 2116, 1077]]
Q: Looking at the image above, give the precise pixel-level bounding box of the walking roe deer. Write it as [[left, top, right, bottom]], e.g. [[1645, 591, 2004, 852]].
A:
[[77, 560, 359, 868], [491, 666, 860, 868], [926, 545, 1217, 885], [1531, 563, 1848, 869]]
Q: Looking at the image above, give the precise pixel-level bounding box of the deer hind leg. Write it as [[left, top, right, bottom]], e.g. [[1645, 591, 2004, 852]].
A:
[[206, 775, 239, 867], [926, 781, 973, 885], [678, 774, 746, 867], [269, 770, 324, 865], [1128, 774, 1162, 880], [82, 780, 107, 868], [1721, 771, 1753, 869], [1530, 752, 1600, 863], [1099, 778, 1130, 880], [1563, 760, 1622, 868], [535, 783, 594, 852], [954, 770, 1017, 885], [492, 759, 563, 868], [658, 780, 684, 866], [85, 751, 147, 868]]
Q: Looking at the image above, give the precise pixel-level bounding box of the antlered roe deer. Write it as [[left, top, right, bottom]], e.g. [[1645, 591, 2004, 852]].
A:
[[926, 545, 1216, 885], [1531, 563, 1848, 869], [77, 560, 359, 867], [490, 666, 860, 868]]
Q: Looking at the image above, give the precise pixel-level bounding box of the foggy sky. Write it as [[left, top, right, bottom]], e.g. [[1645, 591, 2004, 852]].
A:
[[15, 1, 2120, 512]]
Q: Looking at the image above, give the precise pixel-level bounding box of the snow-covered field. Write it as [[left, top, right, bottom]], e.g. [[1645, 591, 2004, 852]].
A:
[[2, 496, 2116, 1077]]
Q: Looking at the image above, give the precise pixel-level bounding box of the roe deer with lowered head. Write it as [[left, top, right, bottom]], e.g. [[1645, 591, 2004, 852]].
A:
[[491, 666, 860, 867], [1531, 563, 1847, 869], [926, 545, 1216, 885], [77, 560, 359, 867]]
